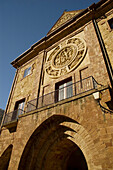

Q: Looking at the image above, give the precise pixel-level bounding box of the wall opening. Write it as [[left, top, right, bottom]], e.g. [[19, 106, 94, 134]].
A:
[[18, 115, 89, 170]]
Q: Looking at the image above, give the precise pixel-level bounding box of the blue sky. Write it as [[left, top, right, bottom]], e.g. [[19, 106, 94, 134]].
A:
[[0, 0, 99, 110]]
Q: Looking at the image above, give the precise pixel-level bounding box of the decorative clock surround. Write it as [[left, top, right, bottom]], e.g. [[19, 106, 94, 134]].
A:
[[45, 37, 87, 78]]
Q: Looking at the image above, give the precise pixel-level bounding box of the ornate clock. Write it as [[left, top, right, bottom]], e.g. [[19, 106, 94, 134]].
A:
[[45, 37, 86, 78]]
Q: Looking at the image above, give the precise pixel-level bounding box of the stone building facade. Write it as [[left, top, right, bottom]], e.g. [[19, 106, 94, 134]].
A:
[[0, 0, 113, 169]]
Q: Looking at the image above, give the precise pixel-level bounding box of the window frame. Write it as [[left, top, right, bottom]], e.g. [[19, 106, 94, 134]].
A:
[[55, 77, 73, 102], [23, 66, 31, 78], [14, 98, 25, 116]]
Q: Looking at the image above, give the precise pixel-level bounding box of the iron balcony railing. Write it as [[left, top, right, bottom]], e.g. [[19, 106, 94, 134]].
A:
[[3, 76, 100, 125], [3, 109, 25, 125], [27, 76, 100, 112]]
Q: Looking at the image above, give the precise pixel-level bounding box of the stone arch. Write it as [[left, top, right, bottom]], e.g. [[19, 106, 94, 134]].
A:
[[18, 115, 102, 170], [60, 122, 102, 170], [0, 144, 13, 170]]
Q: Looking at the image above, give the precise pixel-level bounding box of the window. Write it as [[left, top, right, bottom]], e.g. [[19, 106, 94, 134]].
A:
[[56, 78, 73, 101], [14, 99, 25, 116], [23, 67, 31, 78], [108, 18, 113, 30], [11, 99, 25, 121]]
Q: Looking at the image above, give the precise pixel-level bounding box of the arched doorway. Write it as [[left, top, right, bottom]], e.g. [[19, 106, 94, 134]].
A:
[[39, 135, 88, 170], [18, 115, 88, 170]]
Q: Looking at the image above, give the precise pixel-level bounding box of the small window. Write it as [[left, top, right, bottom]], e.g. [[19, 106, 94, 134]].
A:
[[14, 99, 25, 116], [108, 18, 113, 30], [55, 78, 73, 102], [23, 67, 31, 78]]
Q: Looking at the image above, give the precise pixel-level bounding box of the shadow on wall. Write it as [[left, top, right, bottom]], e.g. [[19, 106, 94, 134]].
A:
[[0, 144, 13, 170]]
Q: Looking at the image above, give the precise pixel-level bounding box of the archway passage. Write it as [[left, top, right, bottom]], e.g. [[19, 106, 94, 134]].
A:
[[0, 145, 13, 170], [18, 115, 88, 170], [39, 137, 88, 170]]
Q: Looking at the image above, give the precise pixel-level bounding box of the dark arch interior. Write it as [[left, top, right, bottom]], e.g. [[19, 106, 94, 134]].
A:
[[39, 137, 88, 170], [18, 115, 88, 170], [0, 145, 13, 170], [66, 146, 88, 170]]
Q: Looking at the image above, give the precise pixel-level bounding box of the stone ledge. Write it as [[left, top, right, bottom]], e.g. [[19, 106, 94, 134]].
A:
[[2, 120, 18, 129]]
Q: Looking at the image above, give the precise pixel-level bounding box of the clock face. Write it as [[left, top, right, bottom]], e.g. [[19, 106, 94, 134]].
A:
[[45, 37, 86, 78]]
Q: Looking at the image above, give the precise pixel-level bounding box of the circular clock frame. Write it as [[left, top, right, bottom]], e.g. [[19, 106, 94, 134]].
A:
[[45, 37, 87, 79]]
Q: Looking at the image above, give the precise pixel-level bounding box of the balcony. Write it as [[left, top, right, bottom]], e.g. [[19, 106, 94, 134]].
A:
[[27, 76, 99, 112], [3, 109, 25, 127], [3, 76, 100, 126]]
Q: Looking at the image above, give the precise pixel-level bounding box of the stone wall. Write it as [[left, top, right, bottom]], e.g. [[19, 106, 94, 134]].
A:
[[7, 52, 44, 113], [42, 21, 110, 97], [0, 89, 113, 170], [98, 9, 113, 68]]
